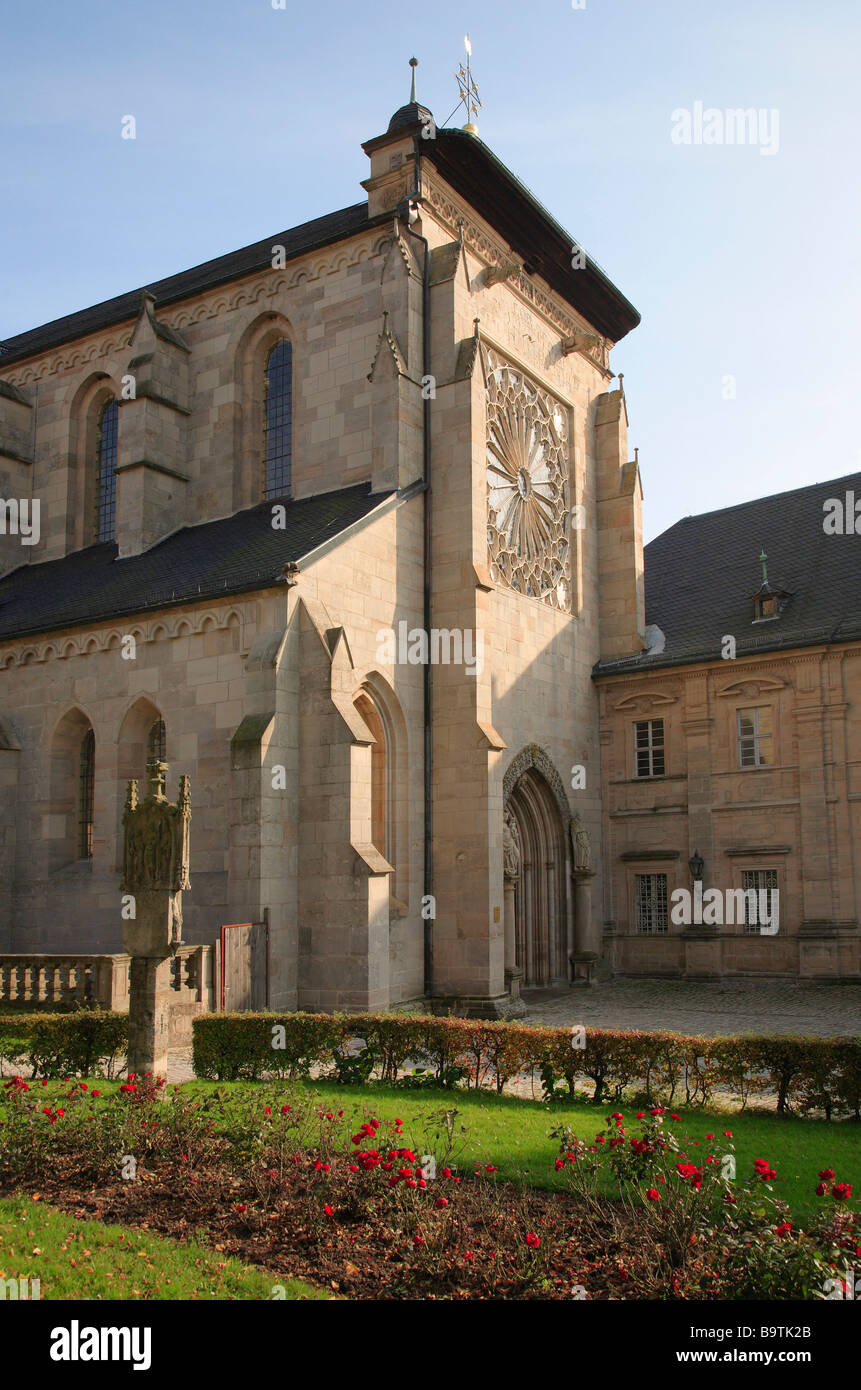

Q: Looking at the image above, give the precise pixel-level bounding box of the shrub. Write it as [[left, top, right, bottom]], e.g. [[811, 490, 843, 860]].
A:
[[192, 1012, 861, 1119], [0, 1010, 127, 1078]]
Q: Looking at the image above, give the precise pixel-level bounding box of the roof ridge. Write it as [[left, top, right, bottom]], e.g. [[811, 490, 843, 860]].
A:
[[650, 470, 861, 544]]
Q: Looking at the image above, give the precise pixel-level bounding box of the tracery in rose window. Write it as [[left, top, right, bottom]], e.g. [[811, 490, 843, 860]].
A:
[[485, 350, 571, 610]]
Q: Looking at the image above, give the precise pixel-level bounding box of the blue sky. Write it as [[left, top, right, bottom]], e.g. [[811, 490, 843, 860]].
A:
[[1, 0, 858, 540]]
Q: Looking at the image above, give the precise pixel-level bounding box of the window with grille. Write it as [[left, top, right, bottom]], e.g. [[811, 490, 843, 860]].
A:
[[634, 719, 665, 777], [737, 707, 772, 768], [79, 728, 95, 859], [263, 339, 293, 499], [635, 873, 669, 934], [741, 869, 779, 935], [147, 718, 166, 765], [97, 398, 119, 542]]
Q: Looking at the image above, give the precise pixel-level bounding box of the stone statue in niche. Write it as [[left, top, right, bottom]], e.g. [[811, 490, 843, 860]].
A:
[[569, 813, 591, 873], [122, 760, 191, 895], [502, 809, 521, 881]]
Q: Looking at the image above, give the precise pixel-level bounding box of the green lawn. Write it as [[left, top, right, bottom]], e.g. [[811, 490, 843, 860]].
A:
[[174, 1078, 859, 1224], [0, 1195, 327, 1301], [3, 1075, 857, 1225]]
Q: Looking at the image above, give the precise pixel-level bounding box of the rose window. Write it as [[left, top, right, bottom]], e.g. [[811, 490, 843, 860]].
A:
[[485, 351, 570, 609]]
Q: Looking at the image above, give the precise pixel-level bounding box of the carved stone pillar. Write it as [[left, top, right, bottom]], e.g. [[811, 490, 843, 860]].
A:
[[503, 877, 522, 999], [570, 869, 598, 985], [502, 809, 523, 999], [121, 761, 191, 1076]]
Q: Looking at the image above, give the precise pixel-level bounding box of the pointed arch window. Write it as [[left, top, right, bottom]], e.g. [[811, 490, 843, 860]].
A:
[[96, 397, 119, 541], [263, 339, 293, 499], [147, 717, 166, 766], [79, 728, 95, 859]]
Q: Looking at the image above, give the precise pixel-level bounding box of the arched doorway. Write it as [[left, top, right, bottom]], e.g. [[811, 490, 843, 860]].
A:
[[506, 767, 570, 987]]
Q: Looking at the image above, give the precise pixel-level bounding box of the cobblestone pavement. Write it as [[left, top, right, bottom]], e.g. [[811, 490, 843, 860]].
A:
[[520, 979, 861, 1037]]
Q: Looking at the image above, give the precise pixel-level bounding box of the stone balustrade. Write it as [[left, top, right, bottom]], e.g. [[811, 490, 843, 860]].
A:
[[0, 946, 214, 1045]]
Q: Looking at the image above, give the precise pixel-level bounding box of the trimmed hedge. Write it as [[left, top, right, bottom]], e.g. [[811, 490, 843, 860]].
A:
[[0, 1010, 128, 1078], [191, 1011, 861, 1118]]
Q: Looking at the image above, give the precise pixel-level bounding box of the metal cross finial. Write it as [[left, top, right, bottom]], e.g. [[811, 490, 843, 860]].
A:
[[409, 56, 418, 103], [455, 33, 482, 134], [759, 549, 768, 585]]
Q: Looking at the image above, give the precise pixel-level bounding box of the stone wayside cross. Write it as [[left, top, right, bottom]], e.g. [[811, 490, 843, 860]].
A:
[[121, 760, 191, 1076]]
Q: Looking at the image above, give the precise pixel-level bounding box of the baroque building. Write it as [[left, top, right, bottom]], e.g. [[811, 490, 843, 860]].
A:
[[0, 84, 644, 1013], [595, 473, 861, 982]]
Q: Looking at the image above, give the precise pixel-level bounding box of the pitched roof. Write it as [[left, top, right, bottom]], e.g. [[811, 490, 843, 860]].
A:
[[595, 472, 861, 677], [0, 482, 393, 642], [423, 129, 640, 344], [0, 203, 380, 367]]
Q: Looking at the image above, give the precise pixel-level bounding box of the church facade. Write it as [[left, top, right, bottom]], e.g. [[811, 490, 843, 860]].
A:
[[1, 89, 857, 1011], [0, 91, 645, 1013]]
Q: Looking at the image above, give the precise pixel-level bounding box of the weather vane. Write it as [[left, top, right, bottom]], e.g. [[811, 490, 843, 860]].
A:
[[455, 34, 482, 134]]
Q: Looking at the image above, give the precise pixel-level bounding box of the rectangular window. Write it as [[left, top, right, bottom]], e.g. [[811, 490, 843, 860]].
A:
[[634, 719, 665, 778], [741, 869, 779, 935], [737, 707, 772, 768], [634, 873, 669, 935]]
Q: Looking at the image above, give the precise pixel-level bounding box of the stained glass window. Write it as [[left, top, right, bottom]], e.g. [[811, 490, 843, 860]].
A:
[[79, 728, 95, 859], [97, 398, 119, 542], [264, 339, 293, 499]]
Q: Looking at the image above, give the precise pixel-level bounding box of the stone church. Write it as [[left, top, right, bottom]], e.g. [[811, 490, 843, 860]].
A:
[[1, 79, 857, 1013]]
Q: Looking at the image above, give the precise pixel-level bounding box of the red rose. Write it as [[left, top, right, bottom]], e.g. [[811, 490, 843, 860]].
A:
[[525, 1232, 540, 1248], [775, 1222, 791, 1237], [324, 1204, 334, 1217], [833, 1183, 852, 1202], [819, 1168, 835, 1180], [646, 1188, 661, 1202], [815, 1182, 828, 1196], [435, 1197, 449, 1209]]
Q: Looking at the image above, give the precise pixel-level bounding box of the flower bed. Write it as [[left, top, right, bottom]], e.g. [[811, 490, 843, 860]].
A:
[[0, 1075, 856, 1300]]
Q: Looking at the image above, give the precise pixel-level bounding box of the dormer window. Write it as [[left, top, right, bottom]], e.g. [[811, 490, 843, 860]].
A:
[[754, 591, 780, 621], [751, 549, 788, 623]]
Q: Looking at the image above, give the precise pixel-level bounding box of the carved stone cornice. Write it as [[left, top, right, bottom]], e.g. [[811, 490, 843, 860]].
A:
[[0, 601, 247, 668], [421, 173, 612, 373]]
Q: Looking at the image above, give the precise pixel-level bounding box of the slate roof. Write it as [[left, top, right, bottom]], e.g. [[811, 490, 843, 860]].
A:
[[0, 203, 380, 367], [0, 483, 393, 642], [595, 472, 861, 676]]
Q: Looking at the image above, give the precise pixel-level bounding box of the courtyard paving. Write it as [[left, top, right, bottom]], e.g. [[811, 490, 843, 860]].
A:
[[520, 978, 861, 1038]]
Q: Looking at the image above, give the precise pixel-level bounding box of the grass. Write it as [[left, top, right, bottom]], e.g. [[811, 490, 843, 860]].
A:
[[18, 1075, 851, 1225], [262, 1079, 857, 1223], [0, 1195, 328, 1300], [3, 1075, 857, 1224]]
